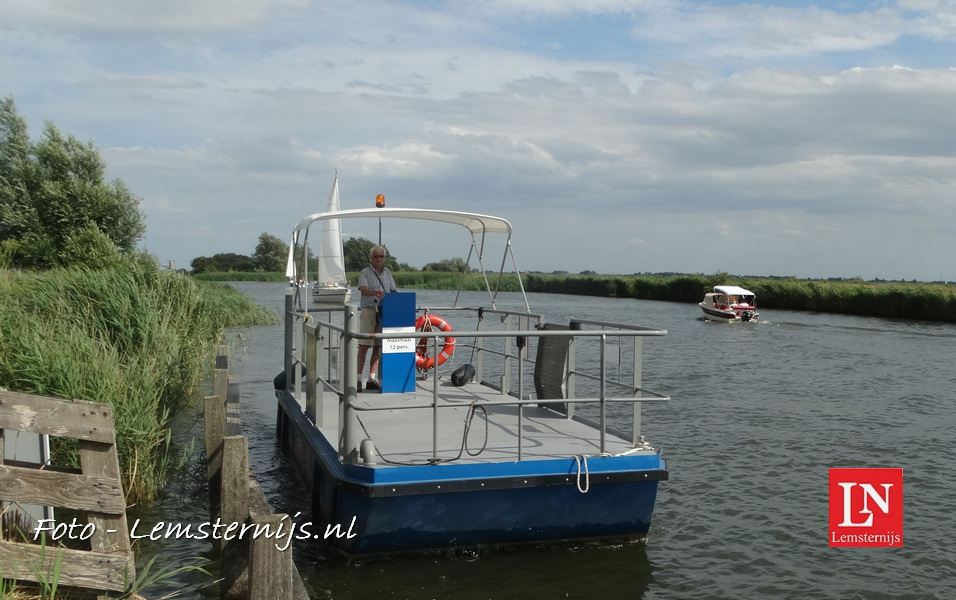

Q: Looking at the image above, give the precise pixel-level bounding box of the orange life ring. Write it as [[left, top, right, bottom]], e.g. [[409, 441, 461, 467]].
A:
[[415, 314, 455, 369]]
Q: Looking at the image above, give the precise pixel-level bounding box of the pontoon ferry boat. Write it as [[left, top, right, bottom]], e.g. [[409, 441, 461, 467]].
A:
[[277, 206, 670, 555]]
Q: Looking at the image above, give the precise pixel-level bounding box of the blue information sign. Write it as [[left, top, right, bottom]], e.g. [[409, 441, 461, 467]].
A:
[[379, 292, 416, 393]]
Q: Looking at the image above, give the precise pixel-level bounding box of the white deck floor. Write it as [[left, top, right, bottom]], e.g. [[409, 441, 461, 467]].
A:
[[293, 377, 639, 466]]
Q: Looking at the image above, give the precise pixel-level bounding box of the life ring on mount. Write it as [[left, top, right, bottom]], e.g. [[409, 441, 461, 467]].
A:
[[415, 314, 455, 369]]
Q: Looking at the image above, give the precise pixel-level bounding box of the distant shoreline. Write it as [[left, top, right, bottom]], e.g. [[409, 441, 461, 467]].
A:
[[194, 271, 956, 323]]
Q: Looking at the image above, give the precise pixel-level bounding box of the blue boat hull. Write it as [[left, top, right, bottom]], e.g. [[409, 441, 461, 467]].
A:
[[277, 390, 666, 555], [335, 476, 662, 554]]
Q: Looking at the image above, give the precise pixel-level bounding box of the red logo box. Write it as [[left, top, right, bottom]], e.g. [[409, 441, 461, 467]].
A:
[[829, 468, 903, 547]]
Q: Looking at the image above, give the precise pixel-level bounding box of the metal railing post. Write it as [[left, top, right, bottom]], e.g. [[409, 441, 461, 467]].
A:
[[501, 315, 512, 395], [293, 313, 302, 398], [305, 325, 317, 422], [315, 319, 327, 427], [517, 333, 525, 460], [632, 336, 643, 445], [599, 333, 607, 454], [568, 320, 579, 419], [340, 305, 361, 463], [432, 335, 439, 461], [283, 294, 294, 391]]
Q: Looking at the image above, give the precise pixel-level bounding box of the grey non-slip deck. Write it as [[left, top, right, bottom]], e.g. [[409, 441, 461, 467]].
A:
[[294, 377, 639, 467]]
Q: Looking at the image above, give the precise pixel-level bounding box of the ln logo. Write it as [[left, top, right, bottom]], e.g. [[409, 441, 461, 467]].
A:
[[828, 468, 903, 547]]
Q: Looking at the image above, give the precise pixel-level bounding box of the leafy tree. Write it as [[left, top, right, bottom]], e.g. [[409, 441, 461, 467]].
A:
[[190, 252, 256, 274], [343, 236, 399, 271], [253, 232, 287, 272], [0, 96, 146, 269], [423, 257, 468, 273], [190, 255, 213, 274]]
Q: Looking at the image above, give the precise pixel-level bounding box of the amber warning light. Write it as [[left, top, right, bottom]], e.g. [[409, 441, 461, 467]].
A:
[[375, 194, 385, 208]]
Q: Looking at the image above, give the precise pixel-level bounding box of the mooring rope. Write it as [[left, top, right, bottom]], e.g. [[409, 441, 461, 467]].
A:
[[573, 454, 590, 494]]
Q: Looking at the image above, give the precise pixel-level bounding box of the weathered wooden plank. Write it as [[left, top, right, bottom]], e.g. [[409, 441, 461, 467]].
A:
[[0, 540, 133, 592], [77, 439, 133, 562], [0, 465, 125, 514], [0, 391, 115, 444]]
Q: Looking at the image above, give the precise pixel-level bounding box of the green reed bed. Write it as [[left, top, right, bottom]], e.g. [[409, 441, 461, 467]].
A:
[[389, 270, 526, 292], [192, 271, 287, 282], [0, 258, 276, 503], [523, 273, 956, 322], [736, 278, 956, 321]]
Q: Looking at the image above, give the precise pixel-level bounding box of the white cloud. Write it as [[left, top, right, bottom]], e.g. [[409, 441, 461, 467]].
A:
[[4, 0, 956, 280], [0, 0, 309, 32]]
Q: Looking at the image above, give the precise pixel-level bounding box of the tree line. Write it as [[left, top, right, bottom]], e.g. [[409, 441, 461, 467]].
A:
[[190, 233, 470, 275]]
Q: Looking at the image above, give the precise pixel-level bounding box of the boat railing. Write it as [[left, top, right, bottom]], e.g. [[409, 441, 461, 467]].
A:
[[281, 296, 670, 464]]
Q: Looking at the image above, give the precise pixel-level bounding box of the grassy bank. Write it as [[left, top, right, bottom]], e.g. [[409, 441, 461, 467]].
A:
[[524, 273, 956, 322], [193, 271, 288, 282], [0, 258, 276, 503]]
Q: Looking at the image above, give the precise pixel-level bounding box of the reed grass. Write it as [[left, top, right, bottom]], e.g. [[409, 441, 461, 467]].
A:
[[0, 256, 276, 503], [389, 270, 525, 292], [192, 271, 287, 282]]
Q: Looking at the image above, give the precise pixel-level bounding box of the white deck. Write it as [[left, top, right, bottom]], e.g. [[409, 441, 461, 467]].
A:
[[293, 378, 639, 467]]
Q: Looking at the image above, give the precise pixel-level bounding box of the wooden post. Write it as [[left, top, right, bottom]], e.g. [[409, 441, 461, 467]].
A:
[[226, 379, 242, 436], [216, 344, 230, 369], [204, 394, 225, 518], [249, 513, 294, 599], [220, 434, 250, 599], [214, 367, 229, 410]]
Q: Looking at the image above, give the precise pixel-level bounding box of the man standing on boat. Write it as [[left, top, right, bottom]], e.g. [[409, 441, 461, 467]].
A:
[[357, 245, 398, 392]]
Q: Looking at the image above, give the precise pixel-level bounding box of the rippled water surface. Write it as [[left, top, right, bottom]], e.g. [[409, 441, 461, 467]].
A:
[[152, 283, 956, 599]]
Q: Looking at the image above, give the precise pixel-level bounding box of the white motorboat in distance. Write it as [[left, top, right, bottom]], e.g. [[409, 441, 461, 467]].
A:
[[699, 285, 759, 322]]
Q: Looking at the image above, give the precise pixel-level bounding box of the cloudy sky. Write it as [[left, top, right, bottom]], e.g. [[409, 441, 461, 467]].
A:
[[4, 0, 956, 280]]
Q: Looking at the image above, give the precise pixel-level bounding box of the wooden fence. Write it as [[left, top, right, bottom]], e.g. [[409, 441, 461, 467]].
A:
[[205, 346, 309, 600], [0, 389, 135, 595]]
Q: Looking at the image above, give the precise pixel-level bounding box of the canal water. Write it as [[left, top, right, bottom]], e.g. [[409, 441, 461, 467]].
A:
[[147, 282, 956, 599]]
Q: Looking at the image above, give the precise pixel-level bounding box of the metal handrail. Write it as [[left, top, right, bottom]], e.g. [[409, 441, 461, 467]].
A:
[[284, 299, 669, 462]]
